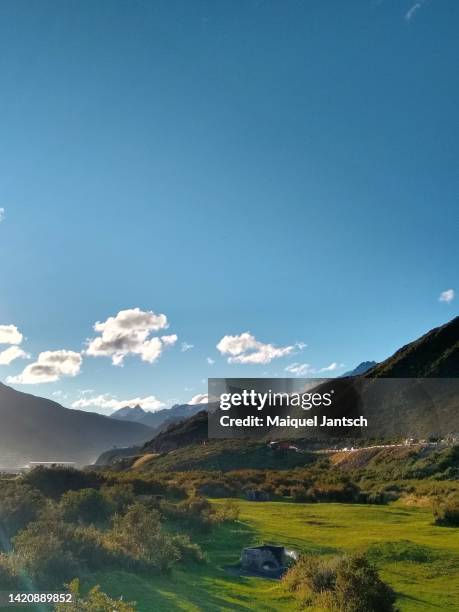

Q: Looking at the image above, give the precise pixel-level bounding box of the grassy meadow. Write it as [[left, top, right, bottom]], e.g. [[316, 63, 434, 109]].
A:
[[86, 499, 459, 611]]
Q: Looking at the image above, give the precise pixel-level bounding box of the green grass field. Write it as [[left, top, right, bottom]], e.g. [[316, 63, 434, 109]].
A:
[[88, 500, 459, 611]]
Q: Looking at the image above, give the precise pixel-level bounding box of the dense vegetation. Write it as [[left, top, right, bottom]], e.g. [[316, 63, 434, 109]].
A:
[[0, 441, 457, 610], [0, 466, 235, 605]]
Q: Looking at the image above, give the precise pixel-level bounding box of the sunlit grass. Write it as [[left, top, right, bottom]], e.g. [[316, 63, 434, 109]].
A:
[[88, 500, 459, 611]]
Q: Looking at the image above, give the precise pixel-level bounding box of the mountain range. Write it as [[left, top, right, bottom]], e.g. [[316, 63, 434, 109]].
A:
[[97, 316, 458, 468], [0, 317, 457, 469], [0, 383, 154, 467], [110, 402, 203, 429]]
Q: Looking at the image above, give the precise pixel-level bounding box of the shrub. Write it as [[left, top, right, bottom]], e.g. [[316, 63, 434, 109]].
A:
[[432, 494, 459, 526], [0, 554, 20, 589], [0, 482, 46, 536], [291, 486, 309, 502], [54, 578, 136, 611], [100, 483, 135, 514], [105, 503, 180, 571], [214, 500, 240, 522], [12, 522, 80, 587], [283, 553, 396, 611], [171, 534, 204, 563], [333, 554, 397, 611], [58, 488, 110, 525], [23, 467, 101, 499]]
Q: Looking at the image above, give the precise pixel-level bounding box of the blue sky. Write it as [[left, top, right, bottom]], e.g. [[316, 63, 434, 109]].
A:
[[0, 1, 457, 414]]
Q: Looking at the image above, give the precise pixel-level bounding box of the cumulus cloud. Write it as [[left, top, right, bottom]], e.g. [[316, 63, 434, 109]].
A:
[[0, 324, 29, 365], [188, 393, 208, 405], [285, 362, 344, 376], [285, 363, 313, 376], [7, 350, 82, 384], [72, 393, 165, 412], [439, 289, 455, 304], [0, 324, 23, 345], [207, 357, 215, 365], [180, 342, 194, 352], [86, 308, 177, 365], [217, 332, 301, 365], [0, 346, 30, 365], [0, 208, 4, 222]]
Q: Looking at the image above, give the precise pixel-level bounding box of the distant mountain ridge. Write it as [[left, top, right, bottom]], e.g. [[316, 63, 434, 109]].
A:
[[341, 361, 377, 377], [0, 383, 154, 467], [110, 402, 204, 429]]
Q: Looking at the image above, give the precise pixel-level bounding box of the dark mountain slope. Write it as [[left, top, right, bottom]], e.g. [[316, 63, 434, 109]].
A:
[[0, 383, 154, 467], [365, 316, 458, 378], [142, 410, 208, 453]]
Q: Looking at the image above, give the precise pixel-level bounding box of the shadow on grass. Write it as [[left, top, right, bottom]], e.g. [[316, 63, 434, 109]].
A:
[[88, 521, 274, 611]]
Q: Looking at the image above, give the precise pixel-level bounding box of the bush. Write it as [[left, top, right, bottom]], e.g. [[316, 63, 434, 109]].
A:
[[333, 554, 397, 611], [432, 494, 459, 526], [171, 534, 204, 563], [0, 482, 46, 536], [0, 554, 20, 589], [283, 553, 396, 611], [54, 578, 136, 611], [12, 521, 80, 587], [214, 500, 240, 522], [23, 467, 101, 499], [164, 496, 214, 530], [291, 486, 309, 502], [100, 483, 135, 514], [59, 488, 110, 525], [105, 503, 180, 571]]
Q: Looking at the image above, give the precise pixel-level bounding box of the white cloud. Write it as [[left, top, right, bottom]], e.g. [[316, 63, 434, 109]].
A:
[[7, 350, 82, 384], [0, 324, 23, 345], [405, 1, 425, 21], [217, 332, 300, 365], [71, 393, 165, 412], [0, 208, 5, 222], [86, 307, 177, 365], [318, 362, 344, 373], [207, 357, 215, 365], [188, 393, 208, 405], [439, 289, 455, 304], [180, 342, 194, 352], [285, 361, 345, 376], [285, 363, 313, 376], [0, 346, 30, 365]]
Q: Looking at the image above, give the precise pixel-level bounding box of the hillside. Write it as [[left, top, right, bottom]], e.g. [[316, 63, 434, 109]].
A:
[[365, 316, 458, 377], [0, 383, 154, 467], [142, 410, 208, 453]]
